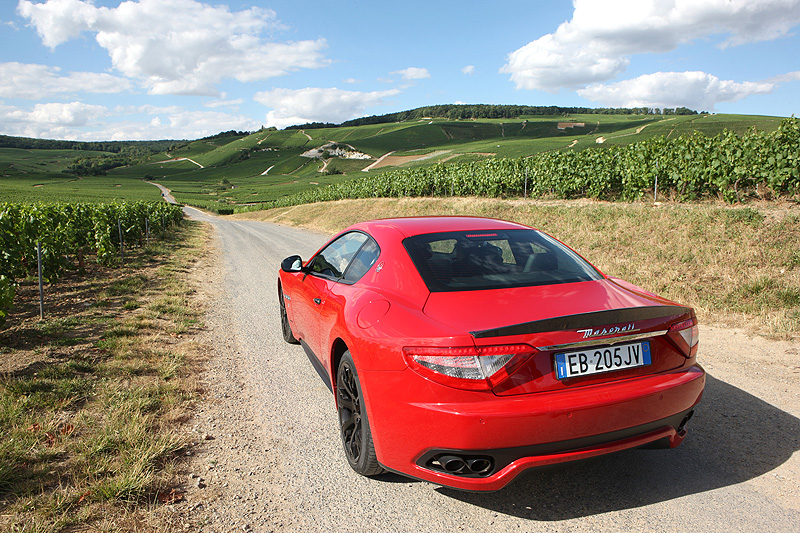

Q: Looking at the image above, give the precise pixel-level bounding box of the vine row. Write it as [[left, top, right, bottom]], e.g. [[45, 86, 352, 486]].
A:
[[267, 117, 799, 207], [0, 201, 183, 325]]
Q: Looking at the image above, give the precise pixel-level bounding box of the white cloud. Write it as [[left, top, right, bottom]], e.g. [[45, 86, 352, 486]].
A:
[[0, 100, 109, 138], [17, 0, 98, 48], [255, 87, 401, 129], [391, 67, 431, 80], [17, 0, 329, 96], [0, 62, 132, 99], [766, 71, 800, 84], [578, 71, 778, 110], [27, 101, 108, 126], [0, 100, 260, 140], [112, 104, 184, 116], [501, 0, 800, 92], [0, 102, 31, 126], [138, 109, 260, 139], [462, 65, 475, 75]]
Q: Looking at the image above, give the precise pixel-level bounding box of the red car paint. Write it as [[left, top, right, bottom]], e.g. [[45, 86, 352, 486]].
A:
[[278, 217, 704, 491]]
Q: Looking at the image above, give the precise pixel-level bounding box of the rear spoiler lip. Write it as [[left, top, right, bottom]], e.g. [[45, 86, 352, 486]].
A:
[[470, 305, 692, 339]]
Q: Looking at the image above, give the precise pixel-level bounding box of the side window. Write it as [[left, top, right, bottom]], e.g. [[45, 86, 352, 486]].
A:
[[308, 232, 369, 280], [343, 237, 380, 282]]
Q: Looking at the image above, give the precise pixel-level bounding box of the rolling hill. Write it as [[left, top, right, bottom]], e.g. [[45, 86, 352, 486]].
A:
[[0, 108, 787, 207]]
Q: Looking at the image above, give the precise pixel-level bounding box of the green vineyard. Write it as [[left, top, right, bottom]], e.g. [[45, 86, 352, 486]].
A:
[[0, 201, 184, 325], [264, 117, 800, 208]]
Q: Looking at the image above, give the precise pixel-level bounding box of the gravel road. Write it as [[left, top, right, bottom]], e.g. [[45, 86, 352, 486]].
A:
[[178, 207, 800, 532]]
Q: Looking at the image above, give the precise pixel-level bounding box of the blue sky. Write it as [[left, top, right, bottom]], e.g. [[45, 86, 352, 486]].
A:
[[1, 0, 799, 140]]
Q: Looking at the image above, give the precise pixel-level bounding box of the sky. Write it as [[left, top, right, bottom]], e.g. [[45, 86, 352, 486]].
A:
[[1, 0, 799, 141]]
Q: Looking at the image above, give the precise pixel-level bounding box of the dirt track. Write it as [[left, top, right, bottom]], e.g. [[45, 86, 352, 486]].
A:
[[176, 208, 800, 532]]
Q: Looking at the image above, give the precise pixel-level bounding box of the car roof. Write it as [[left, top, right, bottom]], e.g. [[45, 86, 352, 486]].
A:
[[350, 216, 533, 238]]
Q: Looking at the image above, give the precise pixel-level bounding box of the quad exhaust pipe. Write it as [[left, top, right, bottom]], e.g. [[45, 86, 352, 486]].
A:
[[436, 454, 494, 476], [429, 409, 697, 474]]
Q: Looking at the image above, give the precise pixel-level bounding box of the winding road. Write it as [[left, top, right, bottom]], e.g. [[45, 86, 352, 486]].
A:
[[181, 207, 800, 532]]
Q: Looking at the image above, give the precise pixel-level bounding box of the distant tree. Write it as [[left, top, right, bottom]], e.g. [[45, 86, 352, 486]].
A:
[[284, 104, 699, 131]]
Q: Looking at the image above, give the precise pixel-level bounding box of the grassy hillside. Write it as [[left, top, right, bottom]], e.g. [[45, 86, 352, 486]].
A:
[[0, 113, 787, 207], [1, 147, 115, 177], [0, 145, 162, 203]]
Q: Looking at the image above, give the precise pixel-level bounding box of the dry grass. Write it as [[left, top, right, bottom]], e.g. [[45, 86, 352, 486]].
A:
[[0, 221, 211, 532], [240, 197, 800, 339]]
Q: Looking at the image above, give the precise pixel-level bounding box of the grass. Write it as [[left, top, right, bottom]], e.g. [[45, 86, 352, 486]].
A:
[[0, 220, 208, 532], [241, 196, 800, 340]]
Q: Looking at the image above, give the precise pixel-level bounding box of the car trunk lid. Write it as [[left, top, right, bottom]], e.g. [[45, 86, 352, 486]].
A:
[[422, 279, 695, 395]]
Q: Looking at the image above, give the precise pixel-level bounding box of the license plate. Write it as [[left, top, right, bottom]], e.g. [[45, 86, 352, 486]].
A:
[[554, 341, 651, 380]]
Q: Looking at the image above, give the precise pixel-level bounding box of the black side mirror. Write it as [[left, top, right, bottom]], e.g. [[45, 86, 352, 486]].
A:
[[281, 255, 304, 273]]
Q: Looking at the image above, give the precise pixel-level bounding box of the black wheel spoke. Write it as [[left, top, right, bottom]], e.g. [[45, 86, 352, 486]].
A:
[[340, 411, 356, 433], [336, 352, 384, 476], [338, 362, 364, 463], [345, 416, 362, 460], [338, 397, 356, 412], [342, 372, 358, 400]]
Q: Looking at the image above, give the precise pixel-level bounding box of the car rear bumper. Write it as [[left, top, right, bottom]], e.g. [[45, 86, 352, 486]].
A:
[[360, 364, 705, 491]]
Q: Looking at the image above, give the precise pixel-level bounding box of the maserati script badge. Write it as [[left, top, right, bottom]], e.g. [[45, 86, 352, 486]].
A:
[[577, 323, 638, 338]]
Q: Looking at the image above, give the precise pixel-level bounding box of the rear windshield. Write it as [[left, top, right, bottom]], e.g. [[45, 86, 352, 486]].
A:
[[403, 229, 602, 292]]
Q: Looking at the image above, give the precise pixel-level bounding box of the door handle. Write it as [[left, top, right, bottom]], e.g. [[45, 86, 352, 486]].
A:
[[313, 298, 322, 305]]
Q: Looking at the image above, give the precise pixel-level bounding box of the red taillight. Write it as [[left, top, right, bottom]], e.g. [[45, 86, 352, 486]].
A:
[[402, 344, 536, 391], [667, 317, 699, 358]]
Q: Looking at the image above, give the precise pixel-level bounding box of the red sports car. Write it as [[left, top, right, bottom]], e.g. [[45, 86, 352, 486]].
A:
[[278, 217, 704, 491]]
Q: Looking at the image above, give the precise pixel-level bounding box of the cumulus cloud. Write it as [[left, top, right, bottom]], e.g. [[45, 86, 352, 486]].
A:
[[0, 62, 131, 99], [0, 100, 109, 138], [501, 0, 800, 92], [17, 0, 329, 96], [254, 87, 401, 129], [131, 109, 260, 140], [578, 71, 779, 110], [0, 100, 260, 140], [391, 67, 431, 80], [16, 0, 98, 47], [27, 101, 109, 126], [462, 65, 475, 75]]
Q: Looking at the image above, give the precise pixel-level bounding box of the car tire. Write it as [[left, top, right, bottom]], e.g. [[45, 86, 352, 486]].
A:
[[337, 351, 384, 476], [279, 286, 300, 344]]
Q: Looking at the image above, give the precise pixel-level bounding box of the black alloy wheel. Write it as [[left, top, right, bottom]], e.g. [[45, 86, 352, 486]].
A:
[[337, 351, 384, 476], [279, 286, 299, 344]]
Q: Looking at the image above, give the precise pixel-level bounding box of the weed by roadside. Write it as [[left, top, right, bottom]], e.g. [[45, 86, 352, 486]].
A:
[[0, 220, 209, 532]]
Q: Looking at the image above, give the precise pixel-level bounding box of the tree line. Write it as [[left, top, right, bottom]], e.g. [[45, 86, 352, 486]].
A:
[[63, 145, 156, 176], [0, 134, 177, 154], [286, 104, 699, 130]]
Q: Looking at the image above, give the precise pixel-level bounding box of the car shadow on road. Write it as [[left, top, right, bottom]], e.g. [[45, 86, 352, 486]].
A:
[[436, 374, 800, 520]]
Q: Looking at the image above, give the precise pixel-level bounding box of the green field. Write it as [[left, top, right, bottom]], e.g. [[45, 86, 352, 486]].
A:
[[0, 145, 164, 202], [0, 147, 113, 176], [0, 112, 787, 208]]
